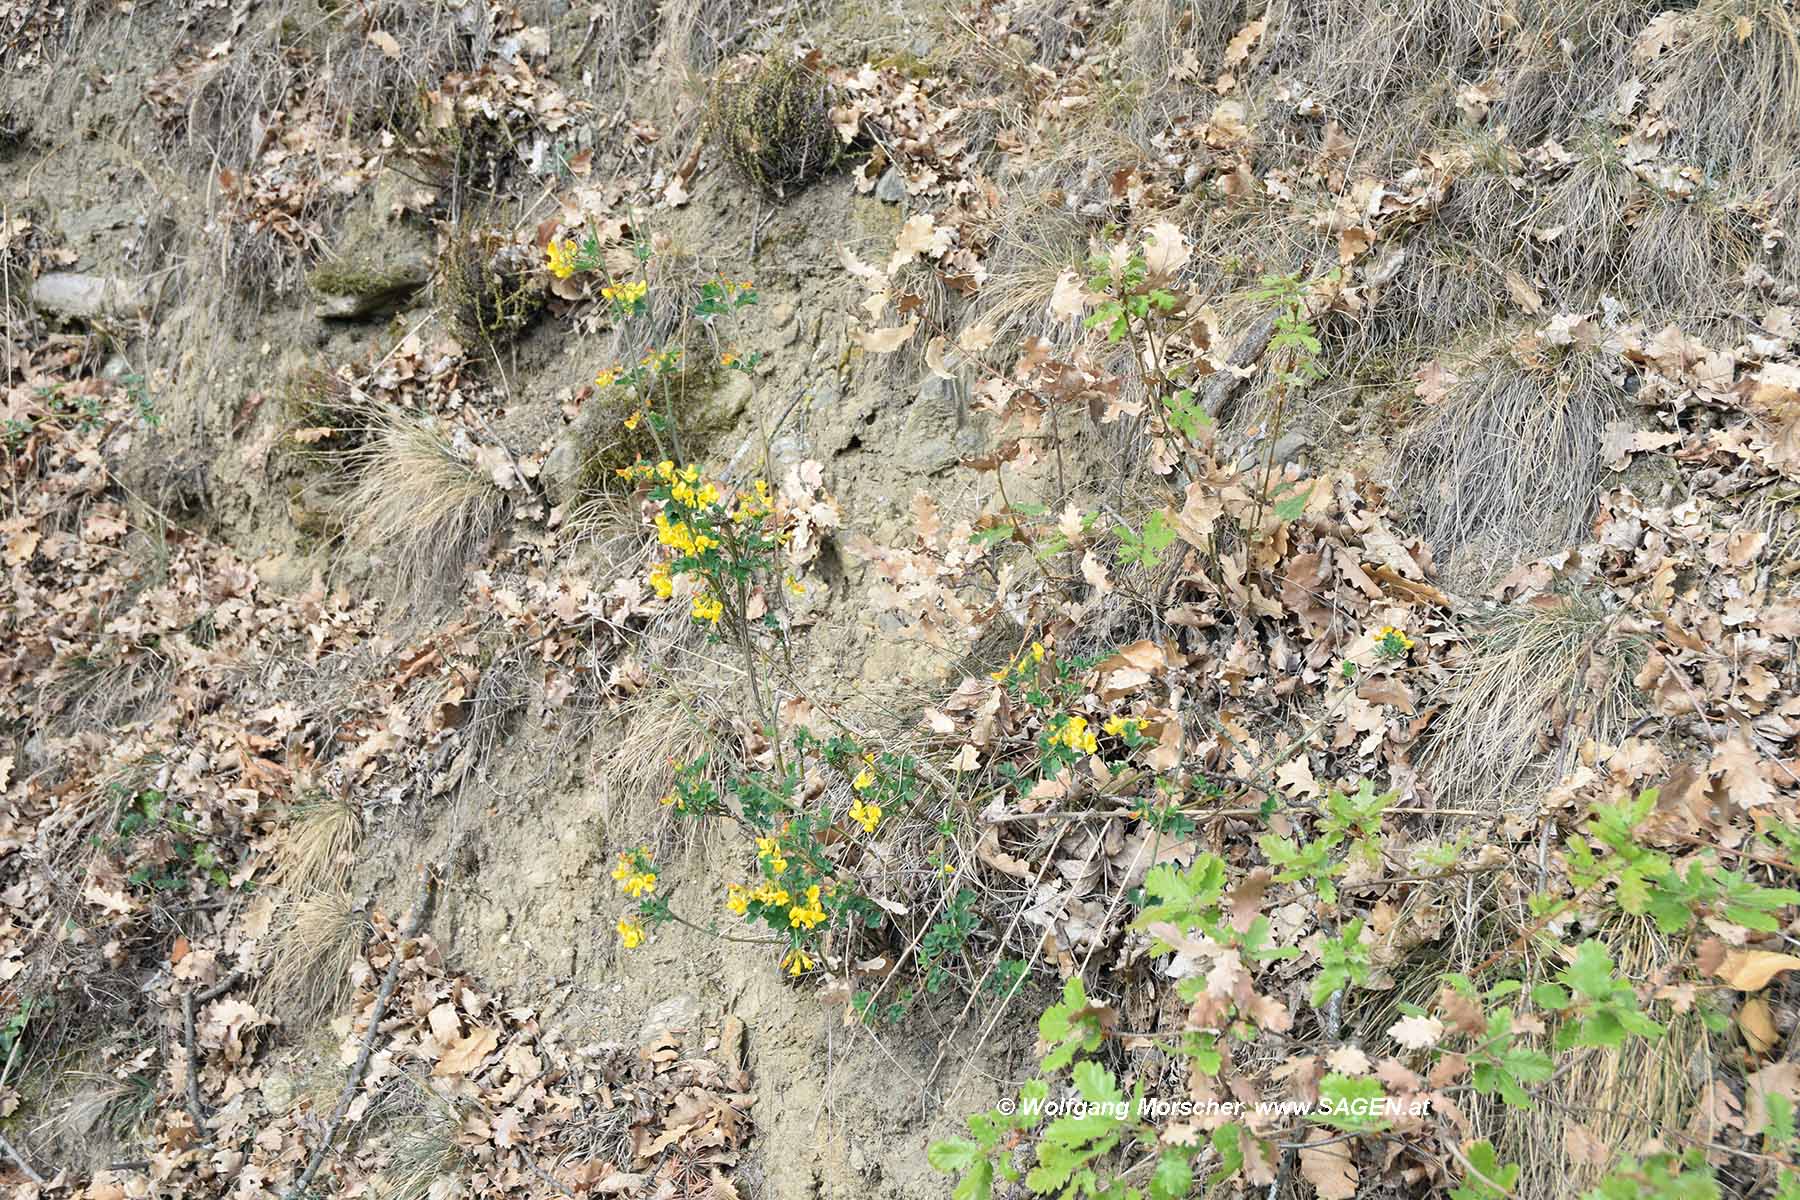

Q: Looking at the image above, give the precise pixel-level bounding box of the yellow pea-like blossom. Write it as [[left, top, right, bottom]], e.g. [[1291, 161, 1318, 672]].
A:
[[850, 796, 882, 834], [691, 593, 724, 625], [616, 918, 646, 948], [725, 883, 750, 916], [788, 885, 827, 930], [755, 837, 789, 874], [752, 881, 789, 908], [783, 947, 814, 976], [546, 238, 580, 279], [1057, 715, 1098, 755]]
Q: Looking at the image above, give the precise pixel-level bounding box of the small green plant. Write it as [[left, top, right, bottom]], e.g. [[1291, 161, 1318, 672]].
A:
[[104, 785, 233, 891]]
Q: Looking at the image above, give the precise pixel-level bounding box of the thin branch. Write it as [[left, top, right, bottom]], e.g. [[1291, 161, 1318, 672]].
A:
[[183, 969, 244, 1128], [281, 867, 439, 1200], [0, 1131, 48, 1186]]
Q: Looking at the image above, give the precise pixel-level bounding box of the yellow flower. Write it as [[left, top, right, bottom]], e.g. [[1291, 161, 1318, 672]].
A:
[[752, 882, 789, 907], [623, 871, 658, 899], [849, 796, 882, 834], [1103, 715, 1150, 740], [1057, 715, 1098, 755], [783, 947, 814, 976], [786, 576, 806, 595], [595, 367, 619, 389], [1030, 641, 1045, 662], [720, 352, 737, 367], [623, 409, 641, 430], [616, 918, 646, 948], [648, 560, 673, 600], [546, 238, 579, 279], [755, 837, 789, 874], [788, 885, 827, 930], [691, 593, 724, 625], [725, 883, 750, 916], [852, 766, 876, 791], [1377, 625, 1414, 649]]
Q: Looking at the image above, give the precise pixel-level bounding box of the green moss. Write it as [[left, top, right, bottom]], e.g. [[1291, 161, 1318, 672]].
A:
[[872, 49, 932, 78], [307, 262, 422, 299], [710, 54, 844, 201]]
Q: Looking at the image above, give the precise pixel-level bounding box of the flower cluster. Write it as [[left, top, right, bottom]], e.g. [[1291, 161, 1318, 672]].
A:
[[1375, 625, 1415, 660], [601, 278, 648, 315], [612, 848, 658, 900], [546, 238, 582, 279], [1051, 714, 1099, 756], [611, 848, 661, 949]]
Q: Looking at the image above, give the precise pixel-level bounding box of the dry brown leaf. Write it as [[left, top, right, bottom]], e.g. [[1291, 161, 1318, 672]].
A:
[[434, 1026, 500, 1076], [1298, 1128, 1358, 1199], [851, 321, 919, 353], [1716, 949, 1800, 992], [1740, 997, 1779, 1055]]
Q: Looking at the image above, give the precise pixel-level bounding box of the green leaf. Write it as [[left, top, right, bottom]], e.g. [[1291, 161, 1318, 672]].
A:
[[1531, 982, 1571, 1010], [929, 1138, 982, 1172], [1272, 481, 1312, 522], [1563, 940, 1617, 1000], [1149, 1150, 1192, 1200], [951, 1157, 994, 1200]]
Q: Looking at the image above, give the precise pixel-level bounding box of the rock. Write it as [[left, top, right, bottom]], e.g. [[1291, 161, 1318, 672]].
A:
[[638, 993, 701, 1041], [1271, 431, 1309, 465], [695, 371, 754, 429], [260, 1070, 299, 1113], [875, 167, 907, 204], [31, 272, 156, 323], [769, 301, 796, 330], [541, 416, 598, 510], [899, 374, 983, 474], [308, 254, 431, 320]]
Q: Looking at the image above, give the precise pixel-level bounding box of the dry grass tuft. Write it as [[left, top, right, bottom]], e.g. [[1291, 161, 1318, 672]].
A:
[[1398, 341, 1622, 572], [370, 1097, 468, 1200], [1500, 918, 1703, 1197], [343, 407, 511, 607], [710, 53, 843, 200], [1425, 595, 1646, 810], [258, 884, 369, 1024], [269, 789, 361, 893]]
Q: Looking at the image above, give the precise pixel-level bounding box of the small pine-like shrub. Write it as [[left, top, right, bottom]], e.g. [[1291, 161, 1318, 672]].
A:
[[439, 228, 543, 351], [710, 52, 842, 200]]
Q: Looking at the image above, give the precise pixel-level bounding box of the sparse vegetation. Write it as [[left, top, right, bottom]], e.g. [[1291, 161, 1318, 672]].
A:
[[6, 0, 1800, 1198]]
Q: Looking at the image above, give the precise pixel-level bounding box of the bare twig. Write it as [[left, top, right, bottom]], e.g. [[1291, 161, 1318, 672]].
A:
[[0, 1131, 48, 1186], [281, 866, 439, 1200], [183, 969, 244, 1128]]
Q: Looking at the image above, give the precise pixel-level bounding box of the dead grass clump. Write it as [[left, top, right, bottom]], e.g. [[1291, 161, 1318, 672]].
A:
[[370, 1097, 468, 1200], [1649, 0, 1800, 219], [269, 789, 361, 892], [1425, 595, 1646, 809], [1621, 192, 1763, 324], [284, 364, 382, 475], [710, 53, 843, 200], [1499, 918, 1703, 1197], [258, 884, 369, 1023], [438, 228, 544, 355], [344, 408, 511, 606], [1398, 341, 1622, 569]]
